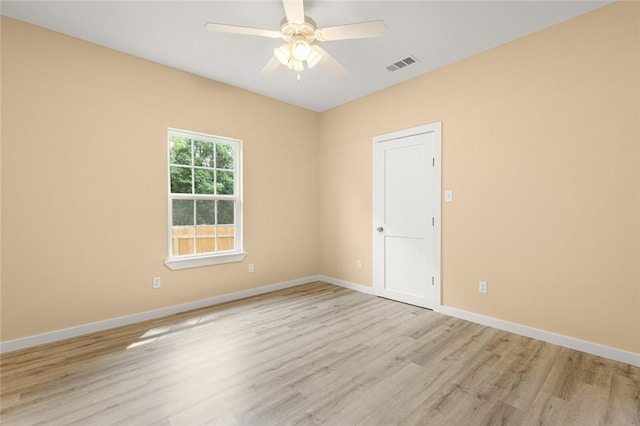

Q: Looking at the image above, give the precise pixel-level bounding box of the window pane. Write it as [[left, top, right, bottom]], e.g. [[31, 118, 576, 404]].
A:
[[216, 144, 234, 169], [217, 228, 235, 251], [217, 200, 234, 225], [216, 201, 234, 252], [173, 200, 195, 256], [172, 225, 195, 256], [172, 199, 194, 226], [194, 169, 215, 194], [171, 166, 192, 193], [194, 140, 214, 167], [196, 200, 215, 225], [196, 224, 215, 254], [170, 137, 192, 165], [216, 171, 234, 195]]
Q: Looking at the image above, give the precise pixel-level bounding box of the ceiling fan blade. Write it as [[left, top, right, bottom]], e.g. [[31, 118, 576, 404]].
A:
[[315, 21, 386, 41], [204, 23, 282, 39], [311, 45, 346, 76], [259, 55, 281, 75], [282, 0, 305, 25]]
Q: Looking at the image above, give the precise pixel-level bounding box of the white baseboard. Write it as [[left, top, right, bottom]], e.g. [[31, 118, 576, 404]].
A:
[[318, 275, 382, 297], [321, 275, 640, 368], [4, 274, 638, 368], [436, 306, 640, 367], [0, 275, 321, 354]]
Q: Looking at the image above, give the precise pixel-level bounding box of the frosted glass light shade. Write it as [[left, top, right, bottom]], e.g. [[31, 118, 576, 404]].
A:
[[291, 39, 310, 61], [285, 59, 304, 71], [274, 45, 291, 65]]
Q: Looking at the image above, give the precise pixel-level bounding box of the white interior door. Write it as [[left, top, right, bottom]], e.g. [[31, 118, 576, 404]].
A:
[[373, 123, 441, 309]]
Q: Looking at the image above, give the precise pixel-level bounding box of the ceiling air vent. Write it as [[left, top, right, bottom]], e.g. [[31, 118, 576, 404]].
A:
[[386, 55, 418, 72]]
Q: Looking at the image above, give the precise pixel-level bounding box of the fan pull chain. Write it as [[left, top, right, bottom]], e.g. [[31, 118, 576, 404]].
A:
[[297, 73, 301, 82]]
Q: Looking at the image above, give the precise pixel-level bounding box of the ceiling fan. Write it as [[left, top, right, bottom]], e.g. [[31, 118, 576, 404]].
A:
[[204, 0, 386, 76]]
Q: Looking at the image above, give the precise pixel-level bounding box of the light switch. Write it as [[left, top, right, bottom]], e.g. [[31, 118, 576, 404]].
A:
[[445, 190, 453, 202]]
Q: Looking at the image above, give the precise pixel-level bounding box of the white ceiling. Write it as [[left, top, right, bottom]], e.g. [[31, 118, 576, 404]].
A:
[[1, 0, 611, 112]]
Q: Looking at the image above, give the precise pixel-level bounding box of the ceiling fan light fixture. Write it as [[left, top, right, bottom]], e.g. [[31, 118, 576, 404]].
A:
[[207, 0, 382, 76], [287, 59, 304, 72], [274, 44, 291, 65], [291, 38, 311, 61]]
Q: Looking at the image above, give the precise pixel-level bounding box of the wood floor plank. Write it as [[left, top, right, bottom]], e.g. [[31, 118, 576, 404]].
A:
[[604, 374, 640, 425], [1, 282, 639, 425]]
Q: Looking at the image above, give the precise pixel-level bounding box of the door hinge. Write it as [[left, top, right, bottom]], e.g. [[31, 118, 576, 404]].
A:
[[433, 157, 435, 167], [432, 276, 435, 285], [432, 217, 435, 226]]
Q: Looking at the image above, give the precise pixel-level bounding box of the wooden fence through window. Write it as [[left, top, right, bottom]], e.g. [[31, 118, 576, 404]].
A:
[[172, 225, 235, 256]]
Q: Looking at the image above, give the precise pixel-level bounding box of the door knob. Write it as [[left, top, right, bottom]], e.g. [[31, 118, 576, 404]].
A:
[[376, 226, 384, 232]]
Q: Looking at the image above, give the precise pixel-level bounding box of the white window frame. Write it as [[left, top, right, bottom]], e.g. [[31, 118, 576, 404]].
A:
[[164, 128, 247, 270]]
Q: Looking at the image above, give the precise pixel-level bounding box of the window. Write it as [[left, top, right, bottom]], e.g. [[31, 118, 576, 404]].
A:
[[164, 129, 246, 270]]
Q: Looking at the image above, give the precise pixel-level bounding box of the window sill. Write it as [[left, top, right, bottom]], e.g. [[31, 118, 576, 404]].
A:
[[164, 252, 248, 270]]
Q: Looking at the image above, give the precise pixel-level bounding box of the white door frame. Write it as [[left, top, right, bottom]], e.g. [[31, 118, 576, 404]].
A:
[[372, 122, 442, 309]]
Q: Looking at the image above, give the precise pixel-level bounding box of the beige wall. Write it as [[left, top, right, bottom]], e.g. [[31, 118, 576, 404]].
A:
[[2, 2, 639, 356], [319, 1, 640, 353], [0, 17, 319, 341]]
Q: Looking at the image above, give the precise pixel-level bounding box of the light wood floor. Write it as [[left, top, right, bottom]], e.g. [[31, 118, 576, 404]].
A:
[[1, 282, 639, 425]]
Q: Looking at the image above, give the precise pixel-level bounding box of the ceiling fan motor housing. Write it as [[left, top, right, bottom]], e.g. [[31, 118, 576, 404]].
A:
[[280, 16, 317, 43]]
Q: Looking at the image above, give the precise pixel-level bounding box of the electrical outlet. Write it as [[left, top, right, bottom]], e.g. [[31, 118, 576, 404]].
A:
[[152, 277, 161, 289], [248, 263, 255, 273], [356, 259, 362, 269], [479, 281, 488, 294]]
